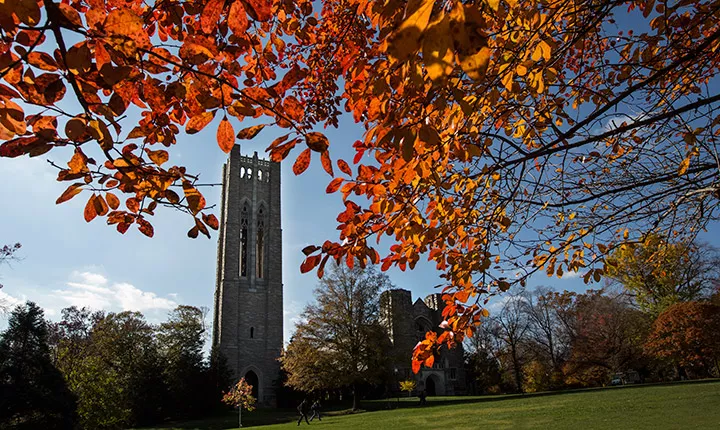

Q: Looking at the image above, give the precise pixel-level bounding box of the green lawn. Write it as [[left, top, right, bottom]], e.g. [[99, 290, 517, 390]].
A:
[[139, 380, 720, 429]]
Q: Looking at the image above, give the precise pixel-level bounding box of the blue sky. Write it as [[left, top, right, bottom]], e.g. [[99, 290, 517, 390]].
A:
[[0, 107, 615, 344]]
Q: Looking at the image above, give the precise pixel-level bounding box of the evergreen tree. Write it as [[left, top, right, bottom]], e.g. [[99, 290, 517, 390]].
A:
[[0, 302, 77, 429]]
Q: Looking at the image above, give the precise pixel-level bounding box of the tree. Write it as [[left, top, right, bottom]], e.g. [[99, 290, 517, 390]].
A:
[[280, 263, 393, 410], [399, 379, 416, 397], [2, 0, 720, 369], [645, 301, 720, 378], [492, 290, 530, 393], [563, 290, 650, 387], [0, 302, 77, 429], [156, 305, 207, 419], [222, 378, 256, 428], [464, 320, 502, 394], [607, 235, 720, 315]]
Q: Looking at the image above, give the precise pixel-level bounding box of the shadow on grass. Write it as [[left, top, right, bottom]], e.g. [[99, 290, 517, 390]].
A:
[[140, 379, 720, 429]]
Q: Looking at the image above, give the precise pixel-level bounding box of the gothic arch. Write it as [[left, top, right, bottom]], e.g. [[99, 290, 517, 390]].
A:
[[240, 365, 263, 402], [256, 202, 268, 279], [239, 199, 251, 277]]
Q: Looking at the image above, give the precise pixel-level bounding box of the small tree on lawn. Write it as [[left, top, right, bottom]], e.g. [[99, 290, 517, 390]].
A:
[[399, 380, 416, 398], [222, 378, 256, 428]]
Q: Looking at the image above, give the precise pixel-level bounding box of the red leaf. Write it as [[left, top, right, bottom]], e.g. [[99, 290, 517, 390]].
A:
[[187, 225, 199, 238], [117, 222, 132, 234], [217, 117, 235, 153], [411, 359, 421, 374], [292, 148, 311, 175], [300, 254, 321, 273], [243, 0, 272, 22], [200, 0, 224, 34], [126, 197, 140, 213], [424, 354, 435, 368], [320, 151, 333, 176], [337, 159, 352, 176], [302, 245, 320, 256], [326, 177, 343, 193]]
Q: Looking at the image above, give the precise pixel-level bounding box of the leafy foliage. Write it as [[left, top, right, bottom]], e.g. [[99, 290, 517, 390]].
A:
[[607, 236, 720, 315], [222, 378, 257, 412], [399, 379, 416, 396], [0, 242, 21, 291], [645, 301, 720, 377], [0, 302, 77, 429], [280, 263, 393, 410], [2, 0, 720, 371]]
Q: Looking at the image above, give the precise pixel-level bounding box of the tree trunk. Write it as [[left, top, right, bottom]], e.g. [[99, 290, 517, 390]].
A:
[[511, 343, 524, 393], [352, 382, 360, 410]]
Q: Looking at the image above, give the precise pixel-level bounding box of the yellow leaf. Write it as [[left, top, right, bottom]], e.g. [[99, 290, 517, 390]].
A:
[[486, 0, 499, 12], [422, 13, 453, 81], [678, 158, 690, 175], [388, 0, 435, 62], [532, 40, 552, 62]]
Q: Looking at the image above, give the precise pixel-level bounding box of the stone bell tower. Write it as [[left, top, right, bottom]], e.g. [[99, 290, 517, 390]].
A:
[[213, 145, 283, 406]]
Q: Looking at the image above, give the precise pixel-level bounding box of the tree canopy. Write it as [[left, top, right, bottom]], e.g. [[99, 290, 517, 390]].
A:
[[1, 0, 719, 369]]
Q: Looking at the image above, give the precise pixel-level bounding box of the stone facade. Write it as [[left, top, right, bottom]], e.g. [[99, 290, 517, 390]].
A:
[[212, 146, 283, 406], [381, 289, 466, 396]]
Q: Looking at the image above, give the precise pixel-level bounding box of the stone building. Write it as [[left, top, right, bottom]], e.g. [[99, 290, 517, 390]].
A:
[[212, 146, 283, 406], [381, 289, 466, 396]]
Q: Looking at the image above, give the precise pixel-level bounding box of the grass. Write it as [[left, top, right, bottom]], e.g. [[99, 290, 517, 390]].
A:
[[138, 380, 720, 429]]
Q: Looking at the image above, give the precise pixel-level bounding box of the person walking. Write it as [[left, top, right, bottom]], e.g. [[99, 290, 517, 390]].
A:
[[297, 399, 311, 426], [310, 399, 322, 421]]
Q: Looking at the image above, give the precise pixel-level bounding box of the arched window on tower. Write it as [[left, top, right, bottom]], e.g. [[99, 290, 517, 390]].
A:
[[256, 206, 265, 278], [250, 327, 254, 338], [240, 202, 249, 277]]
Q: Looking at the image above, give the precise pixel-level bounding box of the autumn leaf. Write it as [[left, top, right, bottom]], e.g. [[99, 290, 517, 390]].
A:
[[217, 117, 235, 153], [228, 1, 250, 34], [27, 52, 58, 71], [337, 159, 352, 176], [106, 192, 120, 210], [387, 0, 435, 62], [137, 218, 154, 237], [146, 149, 169, 166], [300, 254, 321, 273], [320, 151, 333, 176], [243, 0, 272, 22], [104, 8, 149, 48], [183, 182, 206, 215], [678, 158, 690, 175], [126, 197, 140, 213], [450, 5, 491, 81], [236, 124, 265, 139], [201, 0, 224, 34], [56, 183, 83, 204], [422, 13, 453, 81], [305, 132, 329, 152], [326, 177, 343, 193], [202, 213, 220, 230], [293, 148, 311, 175], [186, 111, 216, 134], [84, 195, 98, 222]]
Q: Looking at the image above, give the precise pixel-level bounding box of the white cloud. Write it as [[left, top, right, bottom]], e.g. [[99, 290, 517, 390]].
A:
[[50, 271, 177, 313], [558, 270, 581, 280], [0, 290, 26, 313]]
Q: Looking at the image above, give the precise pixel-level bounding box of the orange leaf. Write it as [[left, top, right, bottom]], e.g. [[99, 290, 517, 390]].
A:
[[202, 213, 220, 230], [56, 183, 83, 204], [326, 177, 343, 193], [411, 359, 421, 374], [186, 111, 216, 134], [93, 194, 109, 216], [183, 182, 206, 215], [187, 225, 199, 238], [146, 149, 169, 166], [236, 124, 265, 139], [305, 132, 329, 152], [678, 158, 690, 175], [104, 8, 149, 47], [27, 52, 58, 71], [228, 1, 249, 35], [137, 218, 154, 237], [292, 148, 311, 175], [84, 195, 98, 222], [106, 192, 120, 210], [337, 159, 352, 176], [67, 151, 88, 174], [217, 117, 235, 153], [320, 151, 333, 176], [126, 197, 140, 213], [200, 0, 224, 34], [283, 96, 304, 122]]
